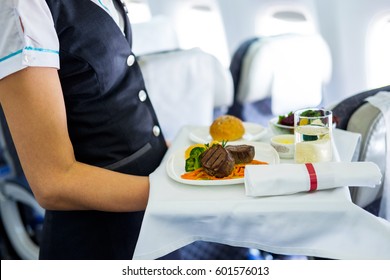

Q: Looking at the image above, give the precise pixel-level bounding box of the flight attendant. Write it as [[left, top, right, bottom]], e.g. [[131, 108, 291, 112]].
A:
[[0, 0, 168, 259]]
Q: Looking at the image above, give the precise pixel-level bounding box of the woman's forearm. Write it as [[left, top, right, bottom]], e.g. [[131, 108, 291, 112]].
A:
[[35, 160, 150, 212], [0, 67, 151, 212]]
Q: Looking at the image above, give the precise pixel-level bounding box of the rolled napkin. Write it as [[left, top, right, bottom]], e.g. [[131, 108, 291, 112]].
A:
[[245, 162, 382, 197]]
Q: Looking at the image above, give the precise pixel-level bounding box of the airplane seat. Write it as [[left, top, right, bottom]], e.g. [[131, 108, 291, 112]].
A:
[[131, 15, 180, 56], [228, 33, 332, 126], [0, 107, 45, 259], [137, 47, 234, 142], [132, 16, 233, 142], [331, 85, 390, 219], [228, 37, 262, 121]]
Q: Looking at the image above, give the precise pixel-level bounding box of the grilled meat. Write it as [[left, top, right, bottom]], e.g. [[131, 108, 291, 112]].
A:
[[225, 144, 255, 164], [200, 144, 235, 178]]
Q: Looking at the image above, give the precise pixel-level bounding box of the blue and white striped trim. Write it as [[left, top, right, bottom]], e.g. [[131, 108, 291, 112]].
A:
[[24, 46, 59, 54], [0, 47, 59, 63], [0, 49, 23, 63]]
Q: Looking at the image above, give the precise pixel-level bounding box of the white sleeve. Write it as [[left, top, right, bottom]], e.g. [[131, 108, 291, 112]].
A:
[[0, 0, 60, 80]]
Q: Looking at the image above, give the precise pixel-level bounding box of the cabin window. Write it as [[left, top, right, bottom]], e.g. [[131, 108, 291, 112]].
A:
[[366, 14, 390, 88], [256, 7, 316, 36], [175, 2, 230, 67], [124, 0, 152, 23]]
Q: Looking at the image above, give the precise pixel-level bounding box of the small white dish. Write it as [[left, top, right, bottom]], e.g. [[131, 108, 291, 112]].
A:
[[268, 117, 294, 135], [270, 134, 295, 159]]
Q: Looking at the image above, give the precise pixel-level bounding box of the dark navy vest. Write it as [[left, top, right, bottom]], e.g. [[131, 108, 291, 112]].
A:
[[39, 0, 167, 259]]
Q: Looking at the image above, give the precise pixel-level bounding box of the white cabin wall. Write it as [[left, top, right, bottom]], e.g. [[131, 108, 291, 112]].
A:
[[217, 0, 319, 55], [218, 0, 390, 105], [315, 0, 390, 105], [147, 0, 230, 66], [216, 0, 259, 54], [146, 0, 390, 106], [147, 0, 184, 18]]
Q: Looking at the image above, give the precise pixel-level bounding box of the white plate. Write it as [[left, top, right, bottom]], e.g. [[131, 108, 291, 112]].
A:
[[166, 141, 280, 186], [189, 122, 267, 143]]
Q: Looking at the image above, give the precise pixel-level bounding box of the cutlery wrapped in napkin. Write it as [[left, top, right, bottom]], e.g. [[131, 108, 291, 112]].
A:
[[244, 162, 382, 197]]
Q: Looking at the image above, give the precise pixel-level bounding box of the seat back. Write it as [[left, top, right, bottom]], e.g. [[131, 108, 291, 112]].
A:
[[131, 16, 180, 56], [332, 86, 390, 218], [347, 103, 385, 209], [138, 48, 234, 141]]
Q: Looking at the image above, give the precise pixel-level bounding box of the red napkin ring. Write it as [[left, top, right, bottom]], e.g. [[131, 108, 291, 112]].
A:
[[305, 163, 318, 192]]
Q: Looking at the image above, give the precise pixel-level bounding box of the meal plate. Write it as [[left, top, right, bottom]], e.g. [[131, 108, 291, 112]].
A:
[[166, 141, 280, 185], [188, 122, 267, 143]]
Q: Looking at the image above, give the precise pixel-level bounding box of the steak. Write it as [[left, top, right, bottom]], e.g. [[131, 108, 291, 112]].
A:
[[200, 144, 235, 178], [225, 144, 255, 164]]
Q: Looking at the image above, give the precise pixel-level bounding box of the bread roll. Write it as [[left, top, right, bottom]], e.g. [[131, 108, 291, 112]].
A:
[[209, 115, 245, 141]]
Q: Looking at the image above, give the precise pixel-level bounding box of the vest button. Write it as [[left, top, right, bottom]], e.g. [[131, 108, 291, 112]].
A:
[[127, 55, 135, 66], [138, 90, 147, 102], [153, 125, 161, 137]]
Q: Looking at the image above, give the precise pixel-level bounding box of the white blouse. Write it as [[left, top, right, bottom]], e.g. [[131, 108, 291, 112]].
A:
[[0, 0, 124, 80]]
